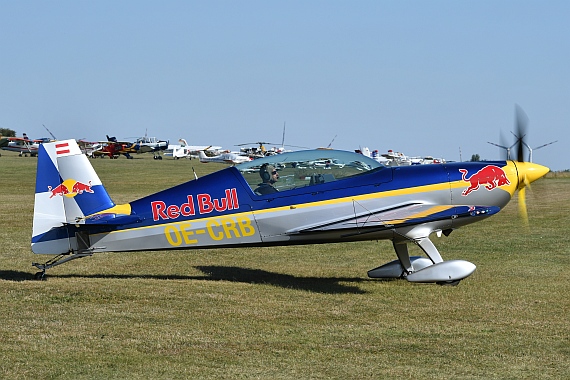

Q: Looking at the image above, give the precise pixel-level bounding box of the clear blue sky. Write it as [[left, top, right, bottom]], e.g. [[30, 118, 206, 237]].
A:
[[1, 1, 568, 170]]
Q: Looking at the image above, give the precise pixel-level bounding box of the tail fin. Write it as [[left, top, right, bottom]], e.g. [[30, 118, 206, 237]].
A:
[[32, 139, 115, 254], [198, 150, 208, 162]]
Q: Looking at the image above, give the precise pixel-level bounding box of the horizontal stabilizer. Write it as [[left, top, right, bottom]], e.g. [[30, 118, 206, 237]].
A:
[[80, 213, 143, 226]]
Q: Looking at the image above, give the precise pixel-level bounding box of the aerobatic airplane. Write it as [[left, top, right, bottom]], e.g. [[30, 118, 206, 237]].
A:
[[31, 139, 548, 284]]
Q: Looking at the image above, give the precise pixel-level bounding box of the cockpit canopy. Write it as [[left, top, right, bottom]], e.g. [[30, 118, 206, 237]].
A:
[[236, 149, 385, 194]]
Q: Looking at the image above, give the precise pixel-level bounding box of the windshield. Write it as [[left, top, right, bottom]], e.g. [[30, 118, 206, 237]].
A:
[[235, 149, 385, 195]]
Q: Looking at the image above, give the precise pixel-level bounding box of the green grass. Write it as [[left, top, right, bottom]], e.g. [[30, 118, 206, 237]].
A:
[[1, 151, 569, 379]]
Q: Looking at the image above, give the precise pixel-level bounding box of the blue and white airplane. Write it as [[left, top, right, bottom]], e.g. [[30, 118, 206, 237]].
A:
[[31, 138, 548, 284]]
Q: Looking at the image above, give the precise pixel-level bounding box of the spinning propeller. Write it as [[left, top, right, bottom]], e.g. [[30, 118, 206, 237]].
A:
[[509, 105, 550, 225]]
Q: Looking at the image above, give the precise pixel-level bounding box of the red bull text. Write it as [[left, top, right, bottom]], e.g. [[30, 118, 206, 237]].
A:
[[151, 188, 239, 221]]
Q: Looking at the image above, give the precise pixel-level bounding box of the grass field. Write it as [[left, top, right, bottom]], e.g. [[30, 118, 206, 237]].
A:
[[1, 151, 568, 379]]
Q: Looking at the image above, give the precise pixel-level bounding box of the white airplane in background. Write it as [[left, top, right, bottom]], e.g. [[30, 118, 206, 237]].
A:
[[198, 150, 252, 164], [0, 134, 51, 157], [164, 139, 222, 159], [357, 148, 445, 166], [410, 156, 446, 165], [76, 140, 103, 157]]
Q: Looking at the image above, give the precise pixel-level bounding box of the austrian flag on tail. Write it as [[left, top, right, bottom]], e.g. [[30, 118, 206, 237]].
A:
[[56, 142, 70, 155], [51, 140, 82, 157]]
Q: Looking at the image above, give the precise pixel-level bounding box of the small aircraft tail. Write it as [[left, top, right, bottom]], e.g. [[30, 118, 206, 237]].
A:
[[32, 139, 115, 254], [198, 150, 209, 162]]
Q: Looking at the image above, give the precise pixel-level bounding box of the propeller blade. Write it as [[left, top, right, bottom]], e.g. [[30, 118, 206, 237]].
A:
[[514, 104, 529, 162], [518, 185, 528, 226], [515, 161, 549, 224]]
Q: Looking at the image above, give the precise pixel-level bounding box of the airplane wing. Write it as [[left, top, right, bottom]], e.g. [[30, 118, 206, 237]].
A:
[[136, 145, 155, 153]]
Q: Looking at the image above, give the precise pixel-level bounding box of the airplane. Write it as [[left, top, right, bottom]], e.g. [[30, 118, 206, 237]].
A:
[[198, 150, 252, 164], [237, 142, 278, 158], [0, 134, 51, 156], [31, 131, 549, 284], [132, 135, 169, 159], [76, 140, 103, 157], [358, 148, 446, 166], [90, 136, 142, 159], [163, 139, 223, 159], [237, 141, 297, 158], [237, 124, 310, 158]]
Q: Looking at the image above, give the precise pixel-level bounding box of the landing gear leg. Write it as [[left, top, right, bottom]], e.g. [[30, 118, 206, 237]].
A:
[[414, 237, 443, 264], [393, 240, 413, 274], [367, 240, 433, 279]]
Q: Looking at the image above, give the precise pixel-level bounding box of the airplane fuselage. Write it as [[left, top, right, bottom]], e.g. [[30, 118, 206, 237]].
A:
[[33, 160, 514, 255]]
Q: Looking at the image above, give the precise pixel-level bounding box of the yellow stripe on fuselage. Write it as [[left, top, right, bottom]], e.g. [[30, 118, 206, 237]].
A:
[[90, 181, 454, 237], [382, 205, 454, 225], [88, 162, 518, 238], [255, 181, 452, 215]]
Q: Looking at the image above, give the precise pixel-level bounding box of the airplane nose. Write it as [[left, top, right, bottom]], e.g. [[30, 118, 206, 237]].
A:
[[516, 162, 550, 188]]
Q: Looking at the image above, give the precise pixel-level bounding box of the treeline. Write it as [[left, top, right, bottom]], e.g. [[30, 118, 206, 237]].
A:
[[0, 128, 16, 137]]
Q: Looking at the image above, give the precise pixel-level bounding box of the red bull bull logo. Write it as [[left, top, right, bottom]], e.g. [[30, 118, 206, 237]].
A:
[[459, 165, 510, 196], [48, 179, 94, 198]]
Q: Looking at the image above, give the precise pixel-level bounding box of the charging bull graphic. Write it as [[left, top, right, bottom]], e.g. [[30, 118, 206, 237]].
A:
[[459, 165, 510, 196], [48, 184, 70, 198], [48, 179, 93, 198]]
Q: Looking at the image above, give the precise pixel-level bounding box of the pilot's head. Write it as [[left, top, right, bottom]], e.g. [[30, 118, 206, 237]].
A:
[[260, 164, 279, 184]]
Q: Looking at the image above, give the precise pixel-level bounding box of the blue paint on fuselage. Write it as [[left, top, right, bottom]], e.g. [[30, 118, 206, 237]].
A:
[[122, 161, 492, 230]]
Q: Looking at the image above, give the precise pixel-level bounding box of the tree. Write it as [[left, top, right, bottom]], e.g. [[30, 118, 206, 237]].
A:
[[0, 128, 16, 137], [470, 154, 481, 162]]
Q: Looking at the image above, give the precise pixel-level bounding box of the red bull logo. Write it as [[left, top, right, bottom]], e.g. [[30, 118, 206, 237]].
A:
[[48, 179, 94, 198], [151, 188, 239, 221], [459, 165, 510, 196]]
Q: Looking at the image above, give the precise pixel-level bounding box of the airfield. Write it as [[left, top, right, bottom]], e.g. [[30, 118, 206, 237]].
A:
[[1, 151, 568, 379]]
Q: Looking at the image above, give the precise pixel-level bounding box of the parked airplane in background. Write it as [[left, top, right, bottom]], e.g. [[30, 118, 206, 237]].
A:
[[89, 136, 140, 159], [76, 140, 103, 157], [237, 142, 283, 158], [357, 148, 446, 166], [0, 134, 51, 156], [198, 150, 252, 164], [30, 122, 548, 284], [237, 140, 309, 158], [164, 139, 223, 159], [132, 135, 169, 159]]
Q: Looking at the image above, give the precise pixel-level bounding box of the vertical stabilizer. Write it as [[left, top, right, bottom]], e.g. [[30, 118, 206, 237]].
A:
[[198, 150, 208, 162], [32, 139, 115, 254]]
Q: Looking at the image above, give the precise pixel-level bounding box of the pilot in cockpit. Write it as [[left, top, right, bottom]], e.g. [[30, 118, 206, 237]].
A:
[[254, 164, 279, 195]]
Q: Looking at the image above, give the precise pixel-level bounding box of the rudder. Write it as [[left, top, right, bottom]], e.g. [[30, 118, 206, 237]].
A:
[[32, 139, 115, 254]]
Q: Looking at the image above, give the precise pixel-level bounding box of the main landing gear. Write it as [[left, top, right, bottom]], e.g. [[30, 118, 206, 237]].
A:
[[368, 230, 476, 285]]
